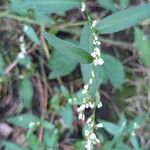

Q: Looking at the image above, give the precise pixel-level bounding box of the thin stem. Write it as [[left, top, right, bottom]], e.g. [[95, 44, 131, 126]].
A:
[[0, 11, 44, 26], [99, 37, 134, 50], [0, 11, 86, 28]]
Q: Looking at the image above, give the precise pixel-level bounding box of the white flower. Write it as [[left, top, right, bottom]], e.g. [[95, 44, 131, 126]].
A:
[[133, 122, 140, 129], [94, 35, 98, 41], [91, 51, 96, 58], [89, 78, 93, 84], [82, 89, 87, 94], [86, 117, 93, 124], [85, 103, 90, 108], [96, 123, 103, 128], [77, 104, 85, 112], [23, 25, 29, 32], [85, 130, 90, 137], [85, 140, 92, 150], [29, 122, 35, 128], [93, 40, 101, 46], [89, 102, 94, 108], [73, 98, 77, 102], [81, 2, 86, 12], [92, 20, 98, 28], [78, 112, 85, 120], [97, 102, 102, 108], [84, 84, 89, 90], [68, 98, 72, 103], [91, 71, 95, 77], [19, 35, 24, 43], [93, 57, 104, 66], [19, 75, 24, 79], [18, 52, 25, 59]]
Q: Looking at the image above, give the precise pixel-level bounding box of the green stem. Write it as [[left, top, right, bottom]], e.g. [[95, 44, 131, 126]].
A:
[[99, 37, 134, 50], [0, 11, 44, 26], [0, 11, 86, 28]]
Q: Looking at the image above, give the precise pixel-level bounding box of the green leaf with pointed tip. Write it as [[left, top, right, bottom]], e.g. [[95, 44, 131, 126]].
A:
[[10, 0, 81, 14], [23, 25, 40, 45], [97, 0, 117, 13], [7, 114, 40, 128], [95, 3, 150, 34], [43, 32, 93, 64]]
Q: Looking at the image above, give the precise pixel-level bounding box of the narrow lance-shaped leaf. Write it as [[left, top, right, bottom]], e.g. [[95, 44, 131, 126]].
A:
[[95, 3, 150, 34], [10, 0, 81, 14], [7, 114, 40, 129], [43, 32, 93, 64]]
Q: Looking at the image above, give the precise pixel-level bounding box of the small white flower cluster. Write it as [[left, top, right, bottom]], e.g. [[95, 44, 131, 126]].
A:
[[91, 20, 98, 28], [81, 1, 86, 12], [68, 97, 77, 104], [77, 101, 94, 121], [82, 71, 95, 95], [28, 121, 40, 129], [91, 34, 104, 66], [84, 117, 103, 150], [18, 35, 26, 59]]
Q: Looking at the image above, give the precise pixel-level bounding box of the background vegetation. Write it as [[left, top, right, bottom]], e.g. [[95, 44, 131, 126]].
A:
[[0, 0, 150, 150]]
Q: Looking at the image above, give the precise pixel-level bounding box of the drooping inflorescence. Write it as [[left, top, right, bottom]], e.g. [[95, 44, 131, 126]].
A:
[[76, 1, 105, 149]]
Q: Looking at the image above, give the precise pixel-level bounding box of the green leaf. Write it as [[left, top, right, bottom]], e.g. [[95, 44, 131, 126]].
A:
[[120, 0, 130, 9], [96, 0, 117, 12], [43, 32, 93, 64], [80, 24, 103, 96], [134, 28, 150, 68], [7, 114, 40, 128], [74, 140, 85, 150], [101, 120, 120, 135], [0, 54, 5, 76], [115, 143, 132, 150], [23, 25, 40, 45], [2, 141, 27, 150], [101, 54, 125, 88], [49, 49, 77, 79], [126, 114, 145, 134], [95, 3, 150, 34], [19, 77, 33, 108], [34, 12, 54, 25], [27, 134, 41, 150], [44, 129, 58, 149], [130, 135, 140, 150], [60, 85, 70, 98], [58, 104, 74, 128], [10, 0, 81, 14]]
